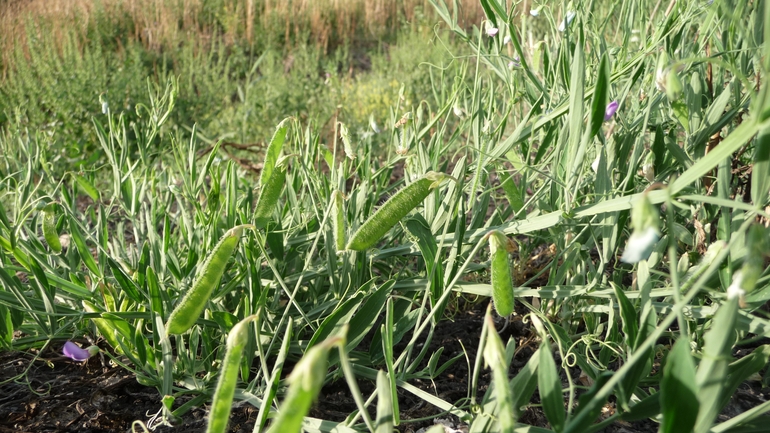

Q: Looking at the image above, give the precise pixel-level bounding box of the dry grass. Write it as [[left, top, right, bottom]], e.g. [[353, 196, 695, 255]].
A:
[[0, 0, 486, 70]]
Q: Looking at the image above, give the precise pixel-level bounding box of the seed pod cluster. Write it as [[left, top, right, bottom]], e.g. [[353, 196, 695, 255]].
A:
[[346, 172, 448, 251]]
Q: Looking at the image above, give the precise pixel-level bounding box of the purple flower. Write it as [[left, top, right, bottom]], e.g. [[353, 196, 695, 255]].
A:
[[508, 55, 521, 69], [604, 100, 619, 121], [63, 341, 99, 361]]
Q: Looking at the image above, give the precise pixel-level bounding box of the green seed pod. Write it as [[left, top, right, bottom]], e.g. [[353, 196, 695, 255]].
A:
[[42, 203, 61, 253], [483, 309, 515, 431], [331, 190, 345, 252], [166, 225, 252, 335], [266, 336, 341, 433], [488, 230, 515, 317], [346, 172, 448, 251], [259, 117, 291, 188], [206, 314, 259, 433], [254, 157, 290, 229]]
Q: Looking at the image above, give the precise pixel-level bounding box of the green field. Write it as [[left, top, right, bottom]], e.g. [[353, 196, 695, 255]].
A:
[[2, 0, 770, 432]]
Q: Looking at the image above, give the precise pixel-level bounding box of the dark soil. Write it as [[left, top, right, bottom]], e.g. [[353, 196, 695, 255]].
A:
[[1, 302, 766, 433]]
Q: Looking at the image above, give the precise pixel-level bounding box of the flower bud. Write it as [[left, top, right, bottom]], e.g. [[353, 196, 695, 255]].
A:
[[621, 194, 660, 264]]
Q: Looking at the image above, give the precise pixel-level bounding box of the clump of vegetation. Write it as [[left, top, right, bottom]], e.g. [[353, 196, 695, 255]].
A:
[[2, 0, 770, 432]]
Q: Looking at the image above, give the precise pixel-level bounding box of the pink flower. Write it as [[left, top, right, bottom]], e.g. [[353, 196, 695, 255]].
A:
[[486, 27, 499, 37], [63, 341, 99, 361], [604, 100, 619, 121]]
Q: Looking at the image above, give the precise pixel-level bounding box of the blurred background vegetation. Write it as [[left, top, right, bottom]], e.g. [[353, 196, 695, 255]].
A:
[[0, 0, 494, 166]]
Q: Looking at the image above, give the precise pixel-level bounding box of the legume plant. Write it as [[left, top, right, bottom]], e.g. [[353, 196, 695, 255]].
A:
[[2, 0, 770, 432]]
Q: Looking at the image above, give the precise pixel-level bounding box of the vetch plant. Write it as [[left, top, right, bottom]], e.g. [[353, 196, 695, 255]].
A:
[[621, 193, 660, 264], [345, 171, 450, 251], [165, 225, 253, 335], [558, 11, 576, 32], [487, 230, 515, 317], [3, 1, 770, 432], [62, 341, 99, 361], [604, 100, 619, 121], [206, 314, 259, 433]]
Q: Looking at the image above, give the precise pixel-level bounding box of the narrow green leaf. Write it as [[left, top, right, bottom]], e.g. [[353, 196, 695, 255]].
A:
[[694, 299, 739, 433], [588, 53, 611, 139], [68, 215, 102, 278], [538, 342, 565, 432], [107, 258, 142, 303], [75, 175, 100, 202], [660, 338, 699, 433], [751, 124, 770, 206], [376, 370, 394, 433]]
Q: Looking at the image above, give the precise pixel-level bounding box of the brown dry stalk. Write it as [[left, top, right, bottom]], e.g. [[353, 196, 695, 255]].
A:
[[1, 0, 486, 73]]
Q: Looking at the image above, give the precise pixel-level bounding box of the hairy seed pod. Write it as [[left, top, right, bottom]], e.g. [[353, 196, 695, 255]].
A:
[[42, 203, 61, 253], [266, 336, 341, 433], [206, 314, 259, 433], [331, 190, 345, 252], [254, 157, 290, 229], [166, 225, 251, 335], [488, 230, 515, 316], [346, 172, 448, 251]]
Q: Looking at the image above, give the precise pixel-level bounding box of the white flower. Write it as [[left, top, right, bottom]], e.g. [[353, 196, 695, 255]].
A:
[[591, 154, 601, 172], [503, 35, 511, 45], [369, 114, 381, 134], [727, 271, 746, 301], [101, 101, 109, 114], [655, 68, 667, 92], [559, 11, 576, 32], [530, 8, 540, 17], [486, 24, 499, 37], [621, 227, 660, 264], [453, 104, 465, 118]]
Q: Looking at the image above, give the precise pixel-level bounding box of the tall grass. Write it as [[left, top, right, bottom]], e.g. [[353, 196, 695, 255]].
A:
[[0, 0, 485, 68]]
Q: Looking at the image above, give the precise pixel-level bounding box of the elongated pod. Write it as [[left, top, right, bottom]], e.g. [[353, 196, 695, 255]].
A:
[[254, 157, 290, 229], [346, 172, 448, 251], [42, 203, 61, 253], [206, 314, 259, 433], [488, 230, 515, 317], [166, 225, 252, 335], [331, 190, 345, 252], [266, 336, 341, 433]]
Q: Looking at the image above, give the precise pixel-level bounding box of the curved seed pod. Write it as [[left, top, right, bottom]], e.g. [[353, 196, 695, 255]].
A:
[[346, 172, 448, 251], [488, 230, 515, 317], [42, 203, 62, 253], [206, 314, 259, 433], [331, 190, 345, 252], [259, 118, 291, 188], [254, 157, 290, 229], [266, 336, 341, 433], [166, 225, 252, 335]]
